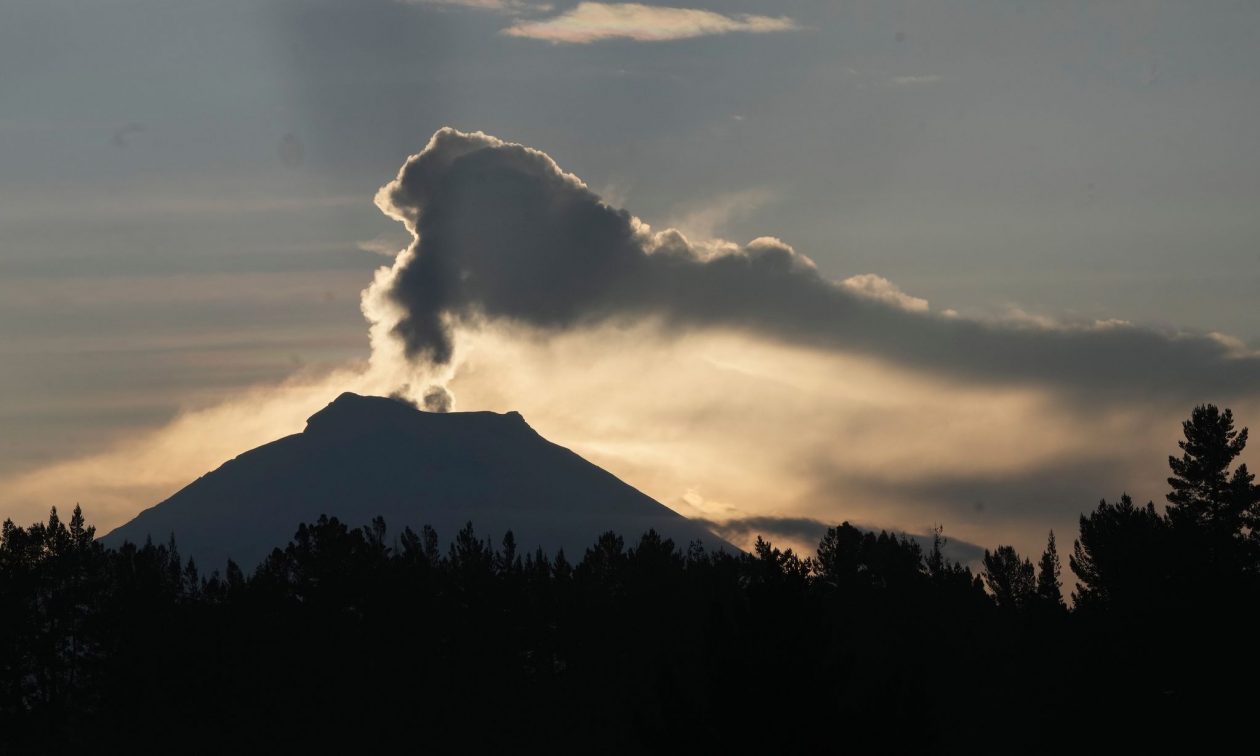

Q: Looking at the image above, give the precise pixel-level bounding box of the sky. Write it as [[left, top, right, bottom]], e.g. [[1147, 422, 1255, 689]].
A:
[[2, 0, 1258, 563]]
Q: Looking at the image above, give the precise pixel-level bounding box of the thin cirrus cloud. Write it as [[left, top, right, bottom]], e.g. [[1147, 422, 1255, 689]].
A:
[[501, 2, 799, 44], [889, 74, 944, 86], [399, 0, 551, 13]]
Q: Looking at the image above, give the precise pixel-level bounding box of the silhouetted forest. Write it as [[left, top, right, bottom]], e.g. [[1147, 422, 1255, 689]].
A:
[[2, 405, 1257, 753]]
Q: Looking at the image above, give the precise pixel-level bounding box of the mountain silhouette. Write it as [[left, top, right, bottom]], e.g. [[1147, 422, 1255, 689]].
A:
[[101, 392, 730, 568]]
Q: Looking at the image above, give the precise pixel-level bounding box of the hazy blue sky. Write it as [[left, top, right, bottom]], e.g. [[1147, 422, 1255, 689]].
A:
[[3, 1, 1258, 555]]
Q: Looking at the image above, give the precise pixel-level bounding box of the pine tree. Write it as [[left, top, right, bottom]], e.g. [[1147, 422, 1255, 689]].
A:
[[982, 545, 1034, 609], [1069, 495, 1167, 609], [813, 521, 864, 585], [1035, 531, 1064, 608], [1166, 404, 1258, 533], [552, 549, 572, 582], [68, 505, 95, 551], [225, 559, 245, 593], [420, 524, 441, 565], [497, 530, 521, 574], [925, 525, 947, 579]]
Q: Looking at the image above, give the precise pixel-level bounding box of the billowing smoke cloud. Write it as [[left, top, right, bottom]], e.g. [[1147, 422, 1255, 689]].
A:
[[422, 384, 453, 412], [367, 128, 1260, 403], [387, 383, 453, 412]]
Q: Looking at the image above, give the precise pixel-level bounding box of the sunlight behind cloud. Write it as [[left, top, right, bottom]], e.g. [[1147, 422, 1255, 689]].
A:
[[840, 273, 930, 312], [503, 2, 799, 44], [3, 124, 1257, 579], [2, 310, 1225, 569]]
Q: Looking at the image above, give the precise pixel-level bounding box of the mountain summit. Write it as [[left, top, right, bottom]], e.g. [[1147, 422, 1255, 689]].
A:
[[101, 393, 728, 569]]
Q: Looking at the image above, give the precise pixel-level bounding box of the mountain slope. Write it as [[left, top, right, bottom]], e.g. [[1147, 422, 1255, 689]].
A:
[[101, 393, 729, 569]]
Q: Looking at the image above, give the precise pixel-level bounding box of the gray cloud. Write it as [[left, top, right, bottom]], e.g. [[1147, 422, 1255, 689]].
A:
[[699, 515, 986, 565], [278, 132, 305, 168], [373, 128, 1260, 401], [700, 515, 829, 545], [109, 122, 144, 149], [840, 456, 1151, 528]]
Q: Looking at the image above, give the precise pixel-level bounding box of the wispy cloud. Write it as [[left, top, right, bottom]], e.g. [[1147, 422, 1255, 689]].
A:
[[889, 74, 944, 86], [666, 188, 776, 241], [695, 515, 986, 564], [840, 274, 930, 313], [840, 68, 947, 89], [503, 2, 799, 44], [356, 233, 411, 258], [399, 0, 551, 14]]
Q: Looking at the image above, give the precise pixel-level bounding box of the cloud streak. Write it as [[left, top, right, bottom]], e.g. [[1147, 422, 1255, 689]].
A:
[[368, 127, 1260, 403], [502, 2, 799, 44], [889, 74, 944, 86], [400, 0, 550, 13], [697, 515, 986, 565]]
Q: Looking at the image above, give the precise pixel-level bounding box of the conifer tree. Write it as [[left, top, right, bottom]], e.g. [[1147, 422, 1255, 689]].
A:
[[982, 545, 1034, 609], [1167, 404, 1258, 533], [1035, 531, 1064, 608]]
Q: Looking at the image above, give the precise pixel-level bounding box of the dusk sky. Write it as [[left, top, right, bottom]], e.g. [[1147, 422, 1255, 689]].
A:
[[3, 0, 1258, 560]]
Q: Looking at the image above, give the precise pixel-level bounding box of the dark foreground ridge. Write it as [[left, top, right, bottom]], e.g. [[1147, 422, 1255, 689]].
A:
[[2, 403, 1258, 751], [102, 392, 731, 568]]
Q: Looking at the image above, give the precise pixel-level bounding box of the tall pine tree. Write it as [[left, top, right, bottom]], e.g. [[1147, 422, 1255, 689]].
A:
[[1035, 530, 1064, 608], [1166, 404, 1258, 533]]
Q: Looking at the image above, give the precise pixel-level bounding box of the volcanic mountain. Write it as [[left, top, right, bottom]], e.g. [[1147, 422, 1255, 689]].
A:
[[101, 393, 729, 569]]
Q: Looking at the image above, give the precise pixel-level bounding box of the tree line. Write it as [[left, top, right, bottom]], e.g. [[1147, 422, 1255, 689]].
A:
[[1, 405, 1256, 752]]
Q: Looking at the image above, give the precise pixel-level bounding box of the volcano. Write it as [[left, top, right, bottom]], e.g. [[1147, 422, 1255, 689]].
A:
[[101, 393, 729, 569]]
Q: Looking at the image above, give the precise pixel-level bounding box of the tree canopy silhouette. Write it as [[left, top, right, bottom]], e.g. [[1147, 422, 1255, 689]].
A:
[[1, 405, 1257, 751], [1167, 404, 1258, 532]]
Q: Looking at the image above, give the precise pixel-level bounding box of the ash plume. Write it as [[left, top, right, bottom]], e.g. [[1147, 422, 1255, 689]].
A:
[[364, 128, 1260, 402]]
